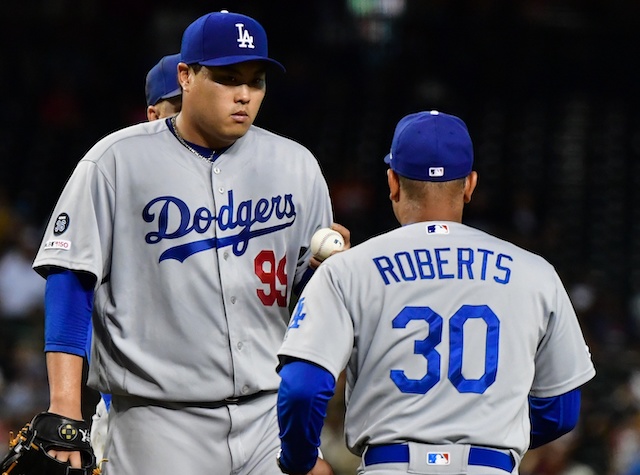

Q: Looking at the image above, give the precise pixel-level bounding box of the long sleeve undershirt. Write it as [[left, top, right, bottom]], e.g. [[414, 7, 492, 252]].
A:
[[529, 388, 581, 449], [44, 268, 95, 357], [277, 360, 335, 473]]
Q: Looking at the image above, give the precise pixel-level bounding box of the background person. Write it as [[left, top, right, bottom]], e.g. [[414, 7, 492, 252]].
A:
[[144, 53, 182, 121]]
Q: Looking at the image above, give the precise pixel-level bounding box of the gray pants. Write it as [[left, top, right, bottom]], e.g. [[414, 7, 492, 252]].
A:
[[101, 392, 281, 475]]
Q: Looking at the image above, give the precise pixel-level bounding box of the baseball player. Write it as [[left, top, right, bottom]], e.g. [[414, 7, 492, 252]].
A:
[[144, 53, 182, 121], [86, 52, 184, 467], [30, 10, 346, 475], [276, 111, 596, 475]]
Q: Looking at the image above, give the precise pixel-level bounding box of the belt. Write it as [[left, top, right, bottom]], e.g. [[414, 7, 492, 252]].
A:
[[112, 390, 278, 410], [364, 444, 514, 473], [205, 389, 278, 408]]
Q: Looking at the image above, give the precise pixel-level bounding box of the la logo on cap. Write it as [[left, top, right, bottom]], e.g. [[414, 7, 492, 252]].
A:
[[235, 23, 255, 49]]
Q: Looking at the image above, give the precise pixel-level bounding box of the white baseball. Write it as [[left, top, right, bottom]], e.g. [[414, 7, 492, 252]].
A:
[[310, 228, 345, 262]]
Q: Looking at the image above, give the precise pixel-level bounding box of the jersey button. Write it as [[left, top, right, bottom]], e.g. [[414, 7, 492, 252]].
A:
[[241, 385, 249, 394], [218, 187, 224, 193], [230, 296, 237, 304], [223, 252, 229, 260], [237, 341, 243, 350], [213, 167, 221, 174]]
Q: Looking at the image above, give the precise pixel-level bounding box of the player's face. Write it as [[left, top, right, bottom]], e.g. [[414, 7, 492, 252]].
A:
[[183, 61, 266, 149]]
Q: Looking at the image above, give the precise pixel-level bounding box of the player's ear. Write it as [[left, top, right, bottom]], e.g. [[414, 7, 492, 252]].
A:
[[463, 171, 478, 204], [177, 62, 191, 91], [387, 169, 400, 202], [147, 105, 159, 122]]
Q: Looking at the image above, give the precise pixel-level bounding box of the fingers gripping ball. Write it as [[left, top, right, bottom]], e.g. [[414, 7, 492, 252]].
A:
[[310, 228, 345, 262], [1, 412, 97, 475]]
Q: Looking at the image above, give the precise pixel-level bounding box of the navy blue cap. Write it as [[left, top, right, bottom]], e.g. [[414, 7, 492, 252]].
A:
[[384, 110, 474, 182], [180, 10, 285, 71], [145, 53, 182, 107]]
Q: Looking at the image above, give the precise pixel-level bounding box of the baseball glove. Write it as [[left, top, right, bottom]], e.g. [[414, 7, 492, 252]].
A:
[[1, 412, 97, 475]]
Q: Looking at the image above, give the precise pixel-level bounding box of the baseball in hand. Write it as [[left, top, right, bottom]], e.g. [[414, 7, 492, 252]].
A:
[[310, 228, 345, 262]]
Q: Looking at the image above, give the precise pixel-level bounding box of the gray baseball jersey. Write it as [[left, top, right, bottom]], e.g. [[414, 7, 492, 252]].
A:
[[33, 118, 333, 402], [278, 221, 595, 459]]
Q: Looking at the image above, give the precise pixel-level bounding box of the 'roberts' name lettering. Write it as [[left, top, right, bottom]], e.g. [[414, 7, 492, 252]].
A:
[[373, 247, 512, 285]]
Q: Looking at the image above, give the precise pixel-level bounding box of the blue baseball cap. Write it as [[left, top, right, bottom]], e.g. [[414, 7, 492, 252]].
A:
[[180, 10, 285, 72], [145, 53, 182, 106], [384, 110, 474, 182]]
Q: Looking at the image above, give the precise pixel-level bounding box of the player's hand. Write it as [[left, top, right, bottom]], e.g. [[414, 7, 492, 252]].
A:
[[309, 222, 351, 269], [278, 455, 334, 475], [46, 449, 83, 468], [45, 405, 83, 468], [45, 394, 86, 469], [285, 457, 334, 475], [306, 457, 334, 475], [330, 222, 351, 251]]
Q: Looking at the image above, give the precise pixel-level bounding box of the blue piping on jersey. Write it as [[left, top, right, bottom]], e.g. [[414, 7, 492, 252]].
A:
[[101, 393, 112, 410], [85, 314, 112, 410]]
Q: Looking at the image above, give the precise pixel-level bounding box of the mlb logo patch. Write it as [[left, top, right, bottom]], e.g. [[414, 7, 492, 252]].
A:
[[426, 224, 449, 235], [427, 452, 450, 465], [429, 167, 444, 177]]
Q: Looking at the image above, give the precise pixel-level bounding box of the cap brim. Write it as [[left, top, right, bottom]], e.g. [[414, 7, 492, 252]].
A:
[[197, 55, 285, 72], [159, 88, 182, 102]]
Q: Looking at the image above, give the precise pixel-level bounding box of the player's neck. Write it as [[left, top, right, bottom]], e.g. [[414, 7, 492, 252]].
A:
[[174, 113, 234, 151], [397, 203, 463, 225]]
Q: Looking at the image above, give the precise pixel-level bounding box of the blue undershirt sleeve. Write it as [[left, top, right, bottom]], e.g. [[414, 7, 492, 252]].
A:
[[44, 268, 95, 357], [529, 388, 581, 449], [277, 360, 335, 473]]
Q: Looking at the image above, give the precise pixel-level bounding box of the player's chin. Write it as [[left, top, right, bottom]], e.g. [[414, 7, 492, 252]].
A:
[[226, 122, 253, 138]]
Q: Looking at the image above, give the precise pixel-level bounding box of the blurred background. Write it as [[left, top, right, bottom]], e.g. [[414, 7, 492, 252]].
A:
[[1, 0, 640, 473]]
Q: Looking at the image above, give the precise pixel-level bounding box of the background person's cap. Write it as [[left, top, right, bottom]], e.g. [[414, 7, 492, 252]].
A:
[[180, 10, 285, 72], [384, 110, 474, 182], [145, 53, 182, 107]]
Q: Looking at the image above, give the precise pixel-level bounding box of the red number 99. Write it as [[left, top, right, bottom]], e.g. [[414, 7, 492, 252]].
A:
[[255, 250, 287, 307]]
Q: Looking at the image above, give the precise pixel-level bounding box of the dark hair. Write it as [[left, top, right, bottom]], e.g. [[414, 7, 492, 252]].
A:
[[398, 175, 466, 202]]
